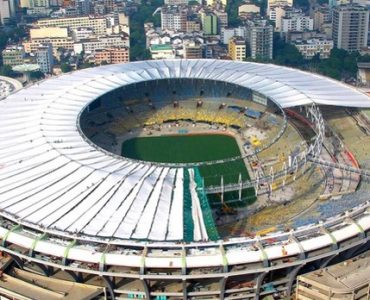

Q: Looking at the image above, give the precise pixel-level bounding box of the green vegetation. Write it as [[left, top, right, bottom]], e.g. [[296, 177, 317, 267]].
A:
[[60, 63, 72, 73], [194, 167, 220, 240], [0, 65, 16, 77], [226, 0, 244, 27], [183, 169, 194, 242], [129, 0, 163, 61], [0, 27, 27, 67], [272, 34, 367, 81]]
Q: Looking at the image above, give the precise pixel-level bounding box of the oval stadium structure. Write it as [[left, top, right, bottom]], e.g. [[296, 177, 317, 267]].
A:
[[1, 59, 370, 299]]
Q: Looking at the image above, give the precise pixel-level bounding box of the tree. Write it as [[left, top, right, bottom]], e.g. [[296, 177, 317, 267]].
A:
[[273, 42, 304, 67], [30, 71, 45, 80], [60, 63, 72, 73], [129, 0, 164, 61], [0, 65, 16, 77], [79, 62, 95, 69]]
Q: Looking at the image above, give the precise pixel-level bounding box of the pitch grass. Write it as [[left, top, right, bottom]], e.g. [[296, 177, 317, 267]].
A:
[[122, 134, 256, 206]]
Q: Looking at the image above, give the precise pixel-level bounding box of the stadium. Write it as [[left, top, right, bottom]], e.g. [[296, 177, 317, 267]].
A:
[[0, 59, 370, 299]]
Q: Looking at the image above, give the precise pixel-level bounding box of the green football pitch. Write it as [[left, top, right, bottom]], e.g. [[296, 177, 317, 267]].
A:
[[122, 134, 256, 205]]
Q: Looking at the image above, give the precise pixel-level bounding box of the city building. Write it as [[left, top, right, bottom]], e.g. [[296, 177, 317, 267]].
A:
[[238, 3, 260, 19], [20, 0, 49, 8], [201, 12, 218, 35], [292, 38, 333, 59], [183, 41, 203, 58], [186, 20, 201, 32], [312, 6, 331, 31], [150, 44, 176, 59], [118, 13, 130, 35], [296, 251, 370, 300], [287, 31, 329, 42], [246, 20, 273, 60], [332, 5, 369, 52], [357, 62, 370, 85], [221, 26, 246, 44], [206, 0, 227, 7], [214, 10, 228, 30], [104, 0, 114, 13], [36, 16, 108, 36], [0, 0, 16, 24], [30, 27, 69, 39], [2, 45, 25, 66], [36, 43, 54, 73], [23, 37, 74, 54], [94, 47, 129, 65], [228, 36, 246, 61], [74, 35, 129, 54], [161, 5, 187, 31], [75, 0, 91, 15], [280, 9, 314, 33], [267, 0, 293, 15], [269, 5, 288, 31], [164, 0, 188, 5], [71, 27, 95, 41]]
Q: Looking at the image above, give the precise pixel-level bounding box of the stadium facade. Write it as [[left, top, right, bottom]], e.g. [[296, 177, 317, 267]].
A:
[[0, 59, 370, 299]]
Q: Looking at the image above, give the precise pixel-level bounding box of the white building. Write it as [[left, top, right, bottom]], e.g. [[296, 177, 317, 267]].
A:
[[267, 0, 293, 15], [150, 44, 176, 59], [71, 27, 95, 41], [292, 38, 333, 59], [75, 35, 129, 54], [281, 9, 313, 33], [164, 0, 187, 5]]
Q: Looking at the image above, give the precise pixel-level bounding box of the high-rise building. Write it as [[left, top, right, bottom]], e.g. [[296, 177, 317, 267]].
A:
[[201, 12, 218, 35], [75, 0, 90, 15], [214, 10, 228, 30], [36, 43, 54, 74], [2, 45, 25, 66], [228, 36, 246, 61], [161, 6, 187, 31], [246, 20, 273, 60], [332, 5, 369, 52], [313, 7, 331, 31], [0, 0, 15, 25]]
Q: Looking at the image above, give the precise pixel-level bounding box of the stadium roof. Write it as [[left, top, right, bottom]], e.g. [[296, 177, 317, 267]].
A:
[[0, 59, 369, 243]]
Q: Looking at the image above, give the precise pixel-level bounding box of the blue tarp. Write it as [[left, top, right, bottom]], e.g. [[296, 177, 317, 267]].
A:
[[245, 108, 261, 119]]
